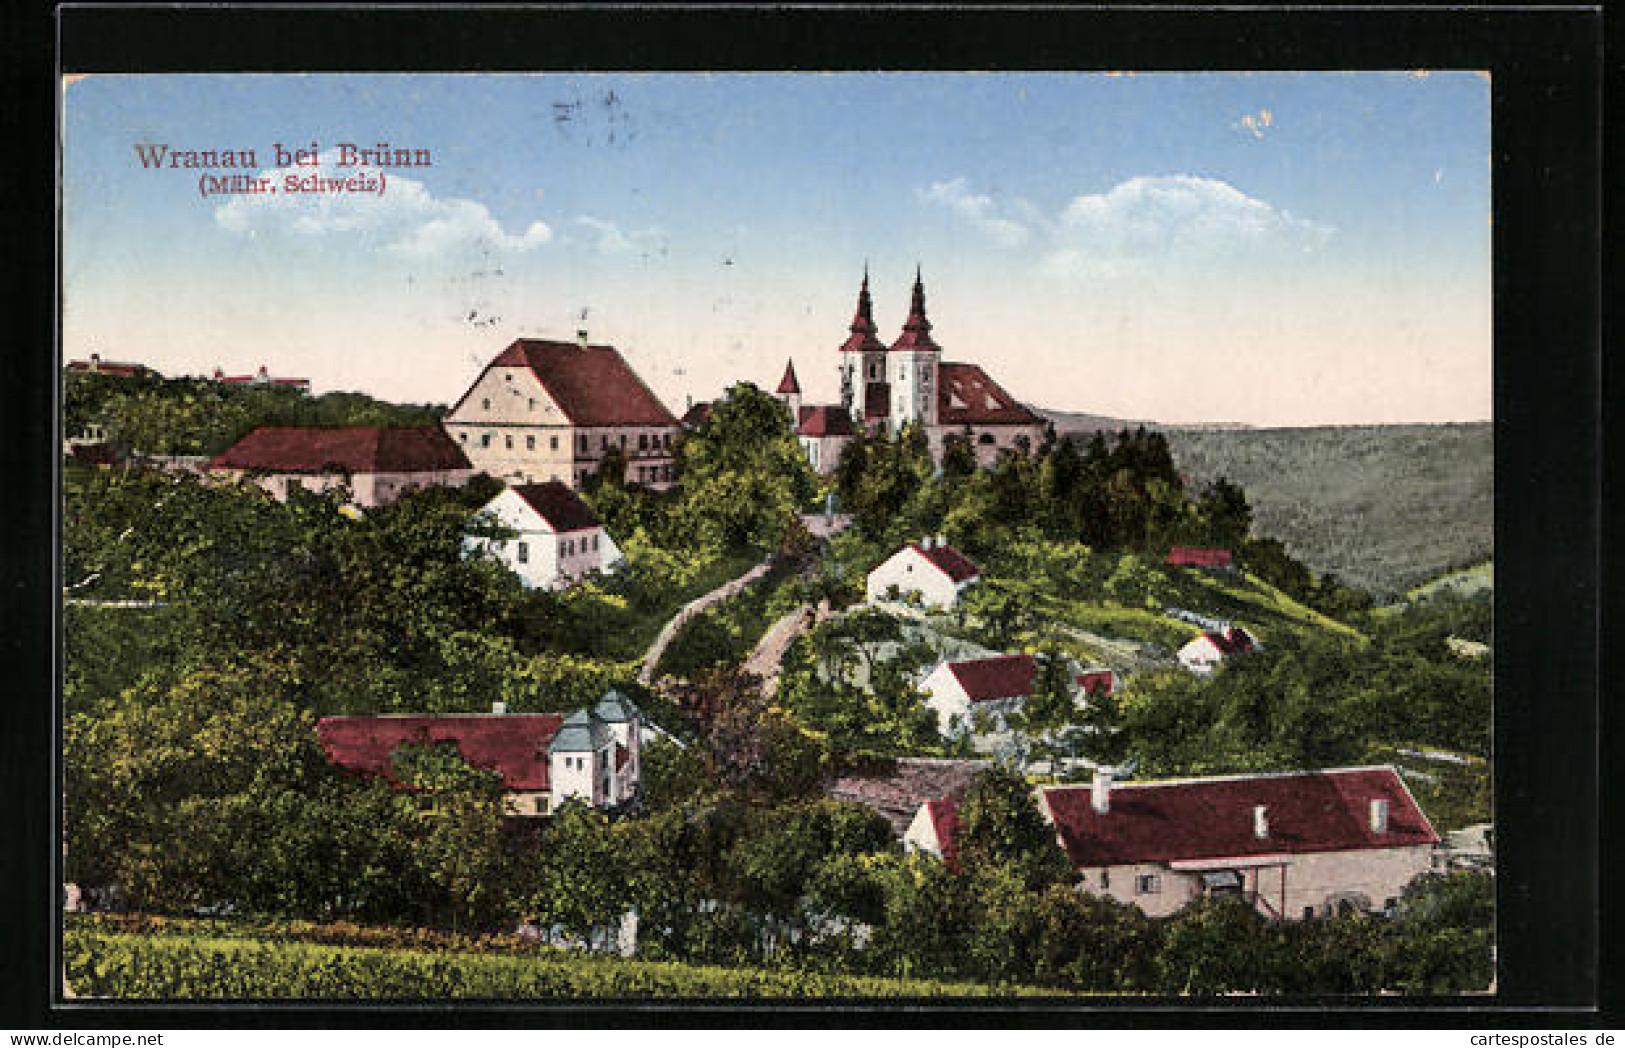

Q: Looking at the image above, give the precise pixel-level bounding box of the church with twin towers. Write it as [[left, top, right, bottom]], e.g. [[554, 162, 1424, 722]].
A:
[[775, 268, 1047, 473]]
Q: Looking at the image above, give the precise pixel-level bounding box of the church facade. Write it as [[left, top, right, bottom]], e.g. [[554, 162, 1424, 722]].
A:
[[779, 270, 1047, 471]]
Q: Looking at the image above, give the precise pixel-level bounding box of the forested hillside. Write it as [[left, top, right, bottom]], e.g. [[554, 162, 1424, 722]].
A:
[[1162, 424, 1491, 597]]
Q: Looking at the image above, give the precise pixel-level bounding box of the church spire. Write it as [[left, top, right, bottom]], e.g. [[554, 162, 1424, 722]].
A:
[[891, 265, 939, 352], [839, 268, 887, 353], [775, 358, 801, 396]]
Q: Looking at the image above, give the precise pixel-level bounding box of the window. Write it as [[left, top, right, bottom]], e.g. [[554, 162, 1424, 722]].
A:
[[565, 539, 574, 556], [601, 435, 609, 449], [528, 398, 536, 410], [549, 436, 559, 451], [481, 398, 490, 410], [517, 541, 528, 564], [1304, 906, 1317, 920], [527, 435, 535, 450], [481, 434, 491, 448], [1136, 874, 1162, 895], [662, 433, 671, 449], [1101, 869, 1110, 889], [505, 435, 513, 449], [457, 432, 466, 443], [579, 435, 588, 454], [619, 434, 627, 448]]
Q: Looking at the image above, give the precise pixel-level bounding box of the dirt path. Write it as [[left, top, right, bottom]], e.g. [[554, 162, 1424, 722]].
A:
[[739, 600, 833, 695], [637, 560, 773, 685]]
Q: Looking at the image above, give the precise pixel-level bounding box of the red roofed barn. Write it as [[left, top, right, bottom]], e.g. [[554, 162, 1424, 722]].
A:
[[208, 424, 472, 507], [1041, 766, 1440, 919], [443, 334, 681, 490], [865, 536, 982, 608]]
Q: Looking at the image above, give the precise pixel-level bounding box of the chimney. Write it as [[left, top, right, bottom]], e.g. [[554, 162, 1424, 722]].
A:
[[577, 329, 590, 348], [1091, 767, 1113, 814], [258, 364, 268, 376], [1369, 798, 1390, 833], [491, 700, 507, 715], [1252, 804, 1269, 839], [935, 534, 947, 548]]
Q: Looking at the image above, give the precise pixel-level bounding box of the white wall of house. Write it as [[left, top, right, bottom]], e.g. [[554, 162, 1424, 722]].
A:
[[865, 547, 973, 608], [219, 467, 473, 509], [1177, 635, 1226, 675], [799, 434, 851, 474], [920, 662, 1024, 737], [902, 803, 944, 859], [549, 749, 600, 808], [464, 488, 622, 590], [445, 365, 577, 484]]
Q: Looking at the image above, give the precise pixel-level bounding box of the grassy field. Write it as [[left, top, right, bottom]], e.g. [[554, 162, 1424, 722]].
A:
[[1165, 423, 1491, 598]]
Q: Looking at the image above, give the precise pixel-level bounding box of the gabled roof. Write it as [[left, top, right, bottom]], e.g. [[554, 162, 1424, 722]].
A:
[[776, 359, 802, 395], [1042, 766, 1439, 869], [472, 339, 679, 427], [1167, 547, 1233, 568], [827, 757, 990, 834], [924, 799, 961, 871], [67, 357, 156, 378], [548, 709, 607, 754], [937, 363, 1042, 426], [209, 425, 471, 474], [316, 714, 564, 792], [1076, 669, 1118, 696], [796, 405, 854, 438], [906, 541, 981, 583], [1190, 627, 1257, 656], [944, 654, 1036, 702], [593, 689, 640, 724], [510, 482, 602, 534]]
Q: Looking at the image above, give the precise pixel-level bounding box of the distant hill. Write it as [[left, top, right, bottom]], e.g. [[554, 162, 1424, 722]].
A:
[[1162, 423, 1492, 599], [1039, 407, 1158, 437]]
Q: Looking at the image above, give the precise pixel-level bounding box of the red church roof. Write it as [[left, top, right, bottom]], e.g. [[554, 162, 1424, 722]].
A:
[[1043, 767, 1439, 869], [937, 363, 1042, 426], [839, 272, 888, 354], [474, 339, 679, 428], [316, 714, 565, 792], [796, 405, 854, 438], [908, 541, 981, 583], [209, 425, 470, 474], [1167, 547, 1233, 568], [946, 654, 1036, 702], [890, 268, 941, 354], [776, 359, 802, 395], [510, 481, 602, 533]]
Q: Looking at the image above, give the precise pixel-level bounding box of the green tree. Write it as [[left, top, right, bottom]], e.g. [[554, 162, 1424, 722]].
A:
[[954, 766, 1075, 891], [675, 383, 817, 552], [525, 803, 630, 949]]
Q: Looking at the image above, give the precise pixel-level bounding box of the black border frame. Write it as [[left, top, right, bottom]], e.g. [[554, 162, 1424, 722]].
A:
[[2, 2, 1605, 1029]]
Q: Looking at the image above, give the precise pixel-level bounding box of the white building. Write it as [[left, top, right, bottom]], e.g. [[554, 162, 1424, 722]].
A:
[[920, 654, 1038, 737], [548, 691, 641, 809], [1040, 766, 1440, 920], [903, 798, 961, 868], [865, 538, 982, 609], [1177, 626, 1261, 675], [464, 482, 623, 590]]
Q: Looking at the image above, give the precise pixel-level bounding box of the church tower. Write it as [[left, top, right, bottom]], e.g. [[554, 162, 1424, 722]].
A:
[[775, 358, 803, 421], [838, 269, 888, 431], [889, 267, 941, 431]]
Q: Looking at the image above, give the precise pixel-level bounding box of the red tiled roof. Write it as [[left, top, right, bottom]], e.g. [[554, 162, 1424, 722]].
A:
[[776, 360, 802, 395], [1043, 767, 1439, 869], [511, 481, 602, 534], [839, 274, 888, 354], [946, 654, 1036, 702], [827, 757, 989, 834], [1167, 547, 1233, 568], [478, 339, 679, 427], [68, 443, 119, 467], [937, 363, 1042, 426], [925, 798, 961, 871], [1076, 670, 1117, 696], [796, 405, 854, 438], [316, 714, 565, 792], [908, 541, 981, 583], [1196, 628, 1256, 656], [209, 425, 471, 474], [67, 359, 153, 378], [864, 382, 891, 420]]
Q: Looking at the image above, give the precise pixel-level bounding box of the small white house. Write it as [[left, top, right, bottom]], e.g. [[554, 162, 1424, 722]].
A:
[[1177, 626, 1261, 676], [921, 654, 1037, 737], [903, 798, 960, 869], [865, 537, 981, 609], [547, 690, 641, 808], [466, 481, 624, 590]]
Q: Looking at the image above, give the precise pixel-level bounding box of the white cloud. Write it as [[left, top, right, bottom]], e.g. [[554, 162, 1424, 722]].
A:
[[918, 177, 1031, 247], [573, 215, 666, 256], [215, 149, 552, 257], [1046, 175, 1333, 275]]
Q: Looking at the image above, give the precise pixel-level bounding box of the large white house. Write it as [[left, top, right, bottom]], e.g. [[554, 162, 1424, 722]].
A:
[[316, 690, 643, 817], [465, 481, 623, 590], [1039, 766, 1439, 920], [865, 538, 982, 608], [1177, 626, 1261, 675]]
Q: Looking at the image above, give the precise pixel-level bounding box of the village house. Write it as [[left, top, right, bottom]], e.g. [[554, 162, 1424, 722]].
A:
[[464, 481, 624, 590], [316, 691, 643, 817], [210, 364, 312, 392], [1166, 546, 1235, 570], [826, 756, 988, 835], [1038, 766, 1440, 920], [442, 333, 682, 491], [903, 798, 961, 870], [920, 653, 1037, 737], [66, 352, 160, 379], [208, 424, 472, 508], [1177, 625, 1261, 675], [865, 537, 982, 608]]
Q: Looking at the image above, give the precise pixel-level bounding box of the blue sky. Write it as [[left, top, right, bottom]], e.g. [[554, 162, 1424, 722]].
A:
[[62, 72, 1490, 424]]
